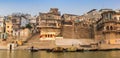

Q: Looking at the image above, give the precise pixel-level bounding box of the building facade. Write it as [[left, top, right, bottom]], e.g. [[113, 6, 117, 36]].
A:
[[0, 16, 5, 33], [96, 9, 120, 44], [0, 16, 7, 39], [5, 20, 13, 36], [38, 8, 62, 40]]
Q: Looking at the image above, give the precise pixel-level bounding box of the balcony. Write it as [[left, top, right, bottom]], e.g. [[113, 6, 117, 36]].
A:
[[37, 23, 61, 28], [103, 30, 120, 33], [102, 19, 120, 23], [40, 15, 61, 20]]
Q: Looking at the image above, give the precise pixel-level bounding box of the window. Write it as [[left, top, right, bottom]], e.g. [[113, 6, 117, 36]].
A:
[[45, 35, 47, 38], [110, 26, 113, 30], [109, 13, 112, 19], [50, 34, 53, 37], [11, 31, 13, 33], [7, 26, 9, 28], [106, 26, 109, 30], [12, 19, 17, 23]]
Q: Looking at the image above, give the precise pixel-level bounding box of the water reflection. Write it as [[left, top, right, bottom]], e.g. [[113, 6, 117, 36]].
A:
[[7, 51, 15, 58], [0, 50, 120, 58]]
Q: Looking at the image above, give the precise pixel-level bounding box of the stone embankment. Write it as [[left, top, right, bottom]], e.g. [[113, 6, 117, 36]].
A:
[[1, 34, 120, 51]]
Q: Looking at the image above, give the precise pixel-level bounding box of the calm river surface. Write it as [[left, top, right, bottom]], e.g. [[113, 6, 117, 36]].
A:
[[0, 50, 120, 58]]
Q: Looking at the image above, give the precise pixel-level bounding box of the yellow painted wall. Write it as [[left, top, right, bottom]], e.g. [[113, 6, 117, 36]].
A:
[[5, 21, 13, 35]]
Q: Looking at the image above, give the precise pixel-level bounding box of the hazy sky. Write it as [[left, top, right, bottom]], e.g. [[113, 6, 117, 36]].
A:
[[0, 0, 120, 16]]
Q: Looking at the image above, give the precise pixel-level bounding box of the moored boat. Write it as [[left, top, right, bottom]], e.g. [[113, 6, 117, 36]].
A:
[[29, 46, 39, 52], [66, 47, 77, 52], [52, 47, 65, 52]]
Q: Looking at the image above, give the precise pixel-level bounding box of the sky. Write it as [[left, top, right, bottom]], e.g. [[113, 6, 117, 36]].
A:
[[0, 0, 120, 16]]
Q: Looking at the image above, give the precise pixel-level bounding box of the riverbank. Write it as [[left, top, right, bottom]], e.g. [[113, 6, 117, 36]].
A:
[[1, 44, 120, 52], [1, 39, 120, 52]]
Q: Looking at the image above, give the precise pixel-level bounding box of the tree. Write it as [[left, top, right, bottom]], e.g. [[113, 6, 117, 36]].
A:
[[26, 24, 32, 29]]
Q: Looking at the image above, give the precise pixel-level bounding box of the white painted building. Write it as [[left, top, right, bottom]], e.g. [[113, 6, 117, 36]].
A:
[[20, 17, 29, 27], [29, 16, 37, 34], [0, 16, 7, 39], [29, 16, 36, 24], [0, 16, 4, 32]]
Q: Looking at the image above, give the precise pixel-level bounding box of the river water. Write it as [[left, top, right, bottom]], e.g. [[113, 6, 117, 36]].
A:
[[0, 50, 120, 58]]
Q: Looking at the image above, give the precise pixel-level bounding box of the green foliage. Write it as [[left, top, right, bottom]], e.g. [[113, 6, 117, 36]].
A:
[[26, 24, 32, 29]]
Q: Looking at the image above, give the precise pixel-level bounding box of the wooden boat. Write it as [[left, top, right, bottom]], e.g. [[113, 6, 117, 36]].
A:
[[28, 46, 39, 52], [66, 47, 77, 52], [30, 49, 39, 52], [52, 47, 64, 52]]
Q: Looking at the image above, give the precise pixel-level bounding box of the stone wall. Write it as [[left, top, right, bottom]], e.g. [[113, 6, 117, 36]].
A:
[[62, 24, 93, 39], [74, 26, 92, 39], [62, 25, 74, 38]]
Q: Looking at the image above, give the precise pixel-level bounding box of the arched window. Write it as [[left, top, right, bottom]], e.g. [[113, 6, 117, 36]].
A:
[[106, 26, 109, 30], [45, 35, 47, 38], [110, 26, 113, 30], [50, 34, 52, 37]]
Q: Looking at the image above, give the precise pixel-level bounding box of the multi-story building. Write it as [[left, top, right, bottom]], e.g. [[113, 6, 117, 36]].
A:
[[61, 12, 97, 39], [61, 14, 78, 38], [83, 9, 101, 24], [5, 20, 13, 36], [38, 8, 62, 40], [11, 16, 21, 30], [96, 9, 120, 44], [29, 16, 37, 34], [5, 14, 31, 39], [20, 17, 29, 27], [12, 28, 31, 41], [0, 16, 5, 33], [0, 16, 7, 39]]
